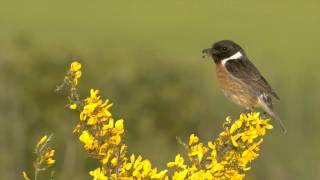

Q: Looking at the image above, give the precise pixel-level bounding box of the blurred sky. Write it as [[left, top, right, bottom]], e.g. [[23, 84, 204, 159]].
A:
[[0, 0, 319, 60]]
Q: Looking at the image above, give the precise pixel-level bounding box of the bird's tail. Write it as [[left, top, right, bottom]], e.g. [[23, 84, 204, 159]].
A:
[[258, 97, 287, 134], [266, 109, 287, 134]]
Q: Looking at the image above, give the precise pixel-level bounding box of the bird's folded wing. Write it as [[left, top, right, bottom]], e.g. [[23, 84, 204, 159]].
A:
[[224, 58, 280, 100]]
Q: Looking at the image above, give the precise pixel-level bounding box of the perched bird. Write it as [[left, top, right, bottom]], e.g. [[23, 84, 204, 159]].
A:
[[202, 40, 286, 133]]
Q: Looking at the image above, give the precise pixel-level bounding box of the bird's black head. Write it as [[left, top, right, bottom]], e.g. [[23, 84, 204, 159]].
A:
[[202, 40, 244, 64]]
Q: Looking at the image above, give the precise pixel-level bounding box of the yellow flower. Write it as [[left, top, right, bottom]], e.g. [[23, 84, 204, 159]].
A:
[[111, 158, 118, 167], [247, 112, 260, 120], [70, 61, 82, 72], [230, 133, 241, 147], [73, 124, 81, 133], [167, 154, 186, 169], [40, 148, 56, 166], [134, 155, 143, 169], [113, 119, 124, 134], [241, 139, 263, 164], [89, 167, 108, 180], [90, 89, 99, 99], [47, 158, 55, 166], [79, 130, 98, 151], [75, 70, 82, 78], [98, 143, 109, 156], [211, 163, 224, 174], [208, 141, 217, 158], [108, 134, 121, 145], [189, 143, 208, 163], [73, 79, 79, 86], [87, 116, 98, 125], [123, 163, 133, 171], [101, 149, 113, 165], [45, 148, 55, 158], [150, 169, 168, 179], [230, 119, 243, 134], [189, 170, 213, 179], [189, 134, 199, 146], [240, 129, 258, 143], [223, 116, 232, 128], [69, 103, 77, 110], [103, 119, 114, 131], [141, 160, 152, 177], [172, 169, 188, 180], [83, 103, 98, 115], [36, 135, 48, 148], [22, 171, 30, 180], [255, 119, 273, 135]]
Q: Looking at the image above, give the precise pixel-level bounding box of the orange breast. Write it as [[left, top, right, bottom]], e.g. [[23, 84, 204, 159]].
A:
[[216, 63, 258, 108]]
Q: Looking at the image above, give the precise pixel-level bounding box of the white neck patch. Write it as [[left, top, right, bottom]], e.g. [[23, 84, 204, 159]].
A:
[[221, 51, 243, 66]]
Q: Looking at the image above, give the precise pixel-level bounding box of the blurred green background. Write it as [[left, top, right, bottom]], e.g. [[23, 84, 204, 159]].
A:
[[1, 0, 320, 179]]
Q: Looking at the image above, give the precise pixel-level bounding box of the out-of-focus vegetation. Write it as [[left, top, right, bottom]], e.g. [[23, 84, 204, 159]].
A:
[[0, 0, 320, 179], [22, 134, 55, 180]]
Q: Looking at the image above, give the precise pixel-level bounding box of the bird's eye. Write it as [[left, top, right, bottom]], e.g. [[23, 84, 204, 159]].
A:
[[222, 47, 228, 51]]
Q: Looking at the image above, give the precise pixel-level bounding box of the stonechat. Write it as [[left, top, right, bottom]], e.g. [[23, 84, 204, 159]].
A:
[[202, 40, 286, 133]]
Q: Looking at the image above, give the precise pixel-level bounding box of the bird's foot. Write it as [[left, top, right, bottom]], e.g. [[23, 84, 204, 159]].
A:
[[261, 111, 268, 118], [243, 108, 253, 115]]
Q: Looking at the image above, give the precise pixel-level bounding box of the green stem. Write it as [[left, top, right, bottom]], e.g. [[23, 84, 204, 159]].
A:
[[34, 168, 39, 180]]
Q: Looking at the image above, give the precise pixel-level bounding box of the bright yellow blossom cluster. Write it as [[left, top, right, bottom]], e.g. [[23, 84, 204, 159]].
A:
[[74, 88, 168, 179], [69, 61, 82, 86], [166, 113, 273, 179], [22, 134, 55, 180], [58, 61, 273, 179], [62, 61, 168, 179]]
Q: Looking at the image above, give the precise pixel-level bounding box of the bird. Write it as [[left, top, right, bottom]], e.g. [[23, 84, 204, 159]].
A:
[[202, 40, 287, 133]]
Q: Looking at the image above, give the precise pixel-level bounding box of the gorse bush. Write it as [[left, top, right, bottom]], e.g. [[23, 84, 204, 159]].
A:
[[23, 61, 273, 180], [22, 134, 55, 180]]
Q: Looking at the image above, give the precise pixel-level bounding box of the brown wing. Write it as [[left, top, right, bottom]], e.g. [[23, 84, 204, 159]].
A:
[[224, 58, 280, 100]]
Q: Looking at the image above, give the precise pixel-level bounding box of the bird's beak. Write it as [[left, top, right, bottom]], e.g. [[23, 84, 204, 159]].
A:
[[202, 48, 212, 58]]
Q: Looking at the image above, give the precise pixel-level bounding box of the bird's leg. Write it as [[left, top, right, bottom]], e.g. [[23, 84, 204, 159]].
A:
[[243, 107, 253, 115], [262, 111, 268, 118]]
